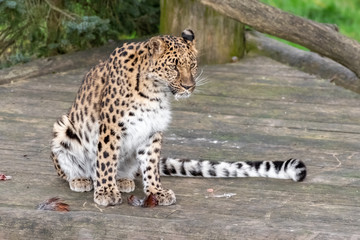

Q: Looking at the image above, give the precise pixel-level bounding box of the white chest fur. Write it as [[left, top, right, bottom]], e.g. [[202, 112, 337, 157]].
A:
[[120, 99, 171, 157], [114, 98, 171, 178]]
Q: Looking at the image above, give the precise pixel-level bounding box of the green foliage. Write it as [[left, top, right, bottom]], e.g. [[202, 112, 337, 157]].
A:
[[260, 0, 360, 49], [0, 0, 160, 69], [65, 0, 160, 39], [63, 16, 111, 49]]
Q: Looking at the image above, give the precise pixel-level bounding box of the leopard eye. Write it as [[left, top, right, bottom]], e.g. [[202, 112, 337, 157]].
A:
[[190, 63, 196, 69], [168, 65, 176, 70]]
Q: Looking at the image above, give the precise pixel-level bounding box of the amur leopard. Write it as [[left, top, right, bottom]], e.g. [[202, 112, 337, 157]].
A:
[[51, 29, 306, 206]]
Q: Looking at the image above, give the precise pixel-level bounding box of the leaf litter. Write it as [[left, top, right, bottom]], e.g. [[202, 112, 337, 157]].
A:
[[0, 174, 12, 181], [128, 193, 158, 208], [37, 197, 70, 212]]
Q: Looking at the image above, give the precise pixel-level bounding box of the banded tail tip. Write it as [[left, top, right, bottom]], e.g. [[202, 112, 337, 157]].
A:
[[287, 159, 307, 182]]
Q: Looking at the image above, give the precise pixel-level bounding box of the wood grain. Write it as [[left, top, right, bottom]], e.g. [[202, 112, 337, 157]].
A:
[[1, 54, 360, 239]]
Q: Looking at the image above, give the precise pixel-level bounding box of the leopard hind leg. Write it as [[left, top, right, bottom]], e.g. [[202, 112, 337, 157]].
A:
[[51, 115, 95, 192], [51, 151, 94, 192], [51, 152, 67, 180]]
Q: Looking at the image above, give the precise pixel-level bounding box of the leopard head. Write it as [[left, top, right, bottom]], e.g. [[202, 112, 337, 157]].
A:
[[147, 29, 198, 99]]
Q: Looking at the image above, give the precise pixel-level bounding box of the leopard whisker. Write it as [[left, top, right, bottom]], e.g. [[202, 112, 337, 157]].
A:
[[195, 68, 205, 80], [196, 77, 211, 86], [195, 68, 210, 87]]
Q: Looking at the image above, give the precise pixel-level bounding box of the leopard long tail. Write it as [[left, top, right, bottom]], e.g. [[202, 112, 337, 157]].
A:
[[159, 158, 306, 182]]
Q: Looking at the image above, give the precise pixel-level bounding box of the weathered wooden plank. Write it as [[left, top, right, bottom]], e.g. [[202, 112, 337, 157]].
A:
[[1, 55, 360, 239], [3, 90, 360, 129], [6, 75, 359, 106], [2, 84, 359, 120], [3, 102, 360, 137], [1, 173, 359, 239], [2, 134, 360, 174], [2, 111, 360, 159]]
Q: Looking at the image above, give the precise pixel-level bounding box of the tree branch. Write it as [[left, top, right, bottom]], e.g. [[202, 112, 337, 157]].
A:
[[201, 0, 360, 81], [246, 30, 360, 94], [44, 0, 80, 21]]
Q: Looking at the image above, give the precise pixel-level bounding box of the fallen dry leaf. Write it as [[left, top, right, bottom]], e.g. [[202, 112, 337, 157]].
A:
[[142, 193, 158, 208], [0, 174, 12, 181], [128, 193, 158, 208], [127, 195, 143, 207], [37, 197, 69, 212]]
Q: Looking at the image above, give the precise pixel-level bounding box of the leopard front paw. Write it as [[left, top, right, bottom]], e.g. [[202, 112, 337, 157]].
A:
[[152, 189, 176, 206], [116, 178, 135, 193], [69, 179, 93, 192], [94, 185, 122, 206]]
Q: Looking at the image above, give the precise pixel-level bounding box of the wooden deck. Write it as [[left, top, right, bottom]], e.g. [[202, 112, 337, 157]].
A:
[[0, 49, 360, 239]]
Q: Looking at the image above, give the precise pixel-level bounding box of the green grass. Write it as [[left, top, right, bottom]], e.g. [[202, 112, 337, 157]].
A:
[[260, 0, 360, 49]]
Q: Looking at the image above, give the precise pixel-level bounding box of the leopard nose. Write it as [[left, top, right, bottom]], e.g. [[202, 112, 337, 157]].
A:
[[180, 83, 195, 90]]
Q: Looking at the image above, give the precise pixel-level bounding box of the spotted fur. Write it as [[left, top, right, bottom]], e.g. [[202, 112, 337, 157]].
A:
[[51, 29, 306, 206]]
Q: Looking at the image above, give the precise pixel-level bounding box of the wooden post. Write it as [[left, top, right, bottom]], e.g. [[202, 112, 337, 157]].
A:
[[160, 0, 245, 65]]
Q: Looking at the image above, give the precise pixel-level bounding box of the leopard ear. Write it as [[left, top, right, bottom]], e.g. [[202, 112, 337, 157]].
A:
[[148, 36, 165, 56], [182, 29, 195, 42]]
